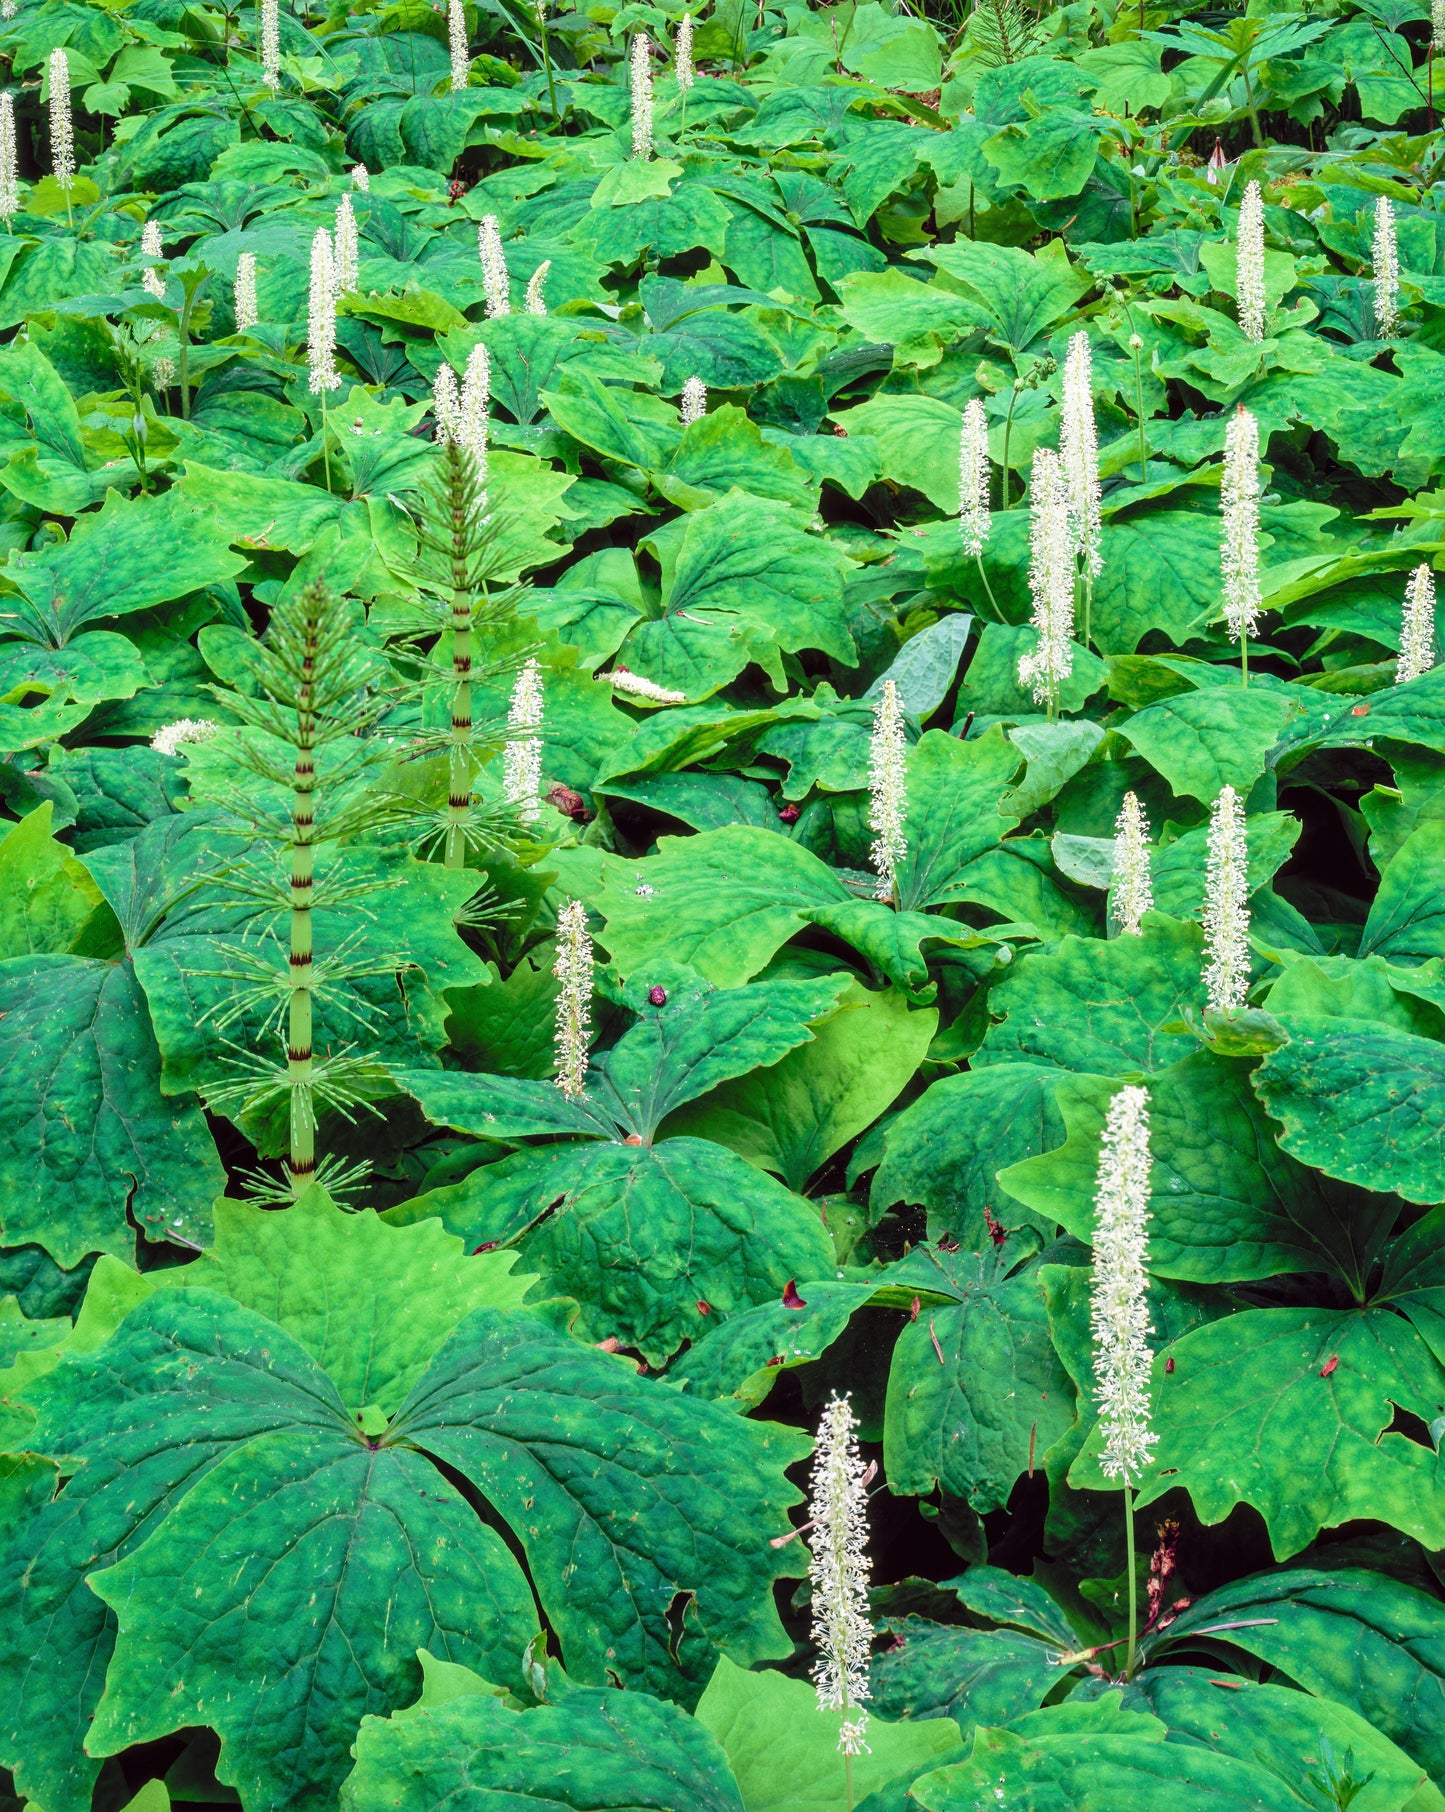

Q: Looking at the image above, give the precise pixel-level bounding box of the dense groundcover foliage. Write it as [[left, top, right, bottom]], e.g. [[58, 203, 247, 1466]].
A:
[[5, 0, 1445, 1805]]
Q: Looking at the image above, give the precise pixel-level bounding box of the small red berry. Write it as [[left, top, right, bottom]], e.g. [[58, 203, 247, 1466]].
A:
[[778, 804, 800, 824], [648, 984, 667, 1006]]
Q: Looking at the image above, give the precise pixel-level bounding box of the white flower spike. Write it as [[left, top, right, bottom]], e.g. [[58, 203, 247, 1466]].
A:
[[1090, 1084, 1156, 1484], [350, 163, 370, 191], [48, 49, 74, 191], [1018, 446, 1075, 715], [0, 92, 17, 221], [333, 193, 360, 294], [1221, 405, 1262, 664], [447, 0, 470, 90], [1236, 179, 1266, 342], [553, 900, 593, 1098], [478, 215, 510, 317], [603, 667, 687, 704], [234, 252, 259, 330], [1060, 330, 1103, 581], [460, 341, 490, 475], [680, 376, 706, 424], [1112, 792, 1153, 936], [959, 397, 990, 558], [1203, 784, 1251, 1012], [503, 658, 544, 825], [631, 32, 654, 160], [807, 1394, 873, 1765], [1397, 564, 1437, 685], [151, 718, 219, 757], [523, 259, 550, 315], [260, 0, 280, 89], [1373, 194, 1400, 340], [307, 228, 340, 395], [867, 678, 907, 903], [140, 220, 166, 299], [676, 12, 695, 90]]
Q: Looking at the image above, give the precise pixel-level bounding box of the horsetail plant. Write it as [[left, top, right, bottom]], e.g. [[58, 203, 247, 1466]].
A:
[[197, 582, 403, 1204]]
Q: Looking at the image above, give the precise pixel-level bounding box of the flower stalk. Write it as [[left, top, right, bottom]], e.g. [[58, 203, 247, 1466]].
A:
[[1397, 564, 1437, 685], [553, 900, 593, 1096], [1203, 784, 1251, 1012], [1221, 405, 1261, 686], [867, 678, 907, 904], [1018, 446, 1074, 720], [808, 1393, 873, 1810], [1236, 179, 1266, 343]]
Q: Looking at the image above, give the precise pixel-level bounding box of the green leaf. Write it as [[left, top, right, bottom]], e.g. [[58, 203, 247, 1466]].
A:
[[911, 1695, 1308, 1812], [913, 239, 1089, 356], [1360, 821, 1445, 962], [4, 486, 248, 646], [395, 1138, 835, 1364], [1132, 1303, 1445, 1557], [9, 1279, 807, 1812], [872, 1063, 1066, 1248], [0, 955, 222, 1265], [695, 1657, 962, 1812], [183, 1188, 536, 1416], [660, 405, 817, 511], [1150, 809, 1302, 918], [0, 630, 152, 709], [664, 980, 938, 1191], [836, 271, 984, 374], [1119, 687, 1301, 803], [1002, 1051, 1392, 1287], [594, 827, 853, 986], [883, 1250, 1075, 1513], [1132, 1668, 1437, 1812], [895, 727, 1024, 913], [974, 915, 1207, 1076], [0, 803, 107, 959], [1156, 1567, 1445, 1784], [870, 1619, 1062, 1734], [669, 1279, 875, 1409], [984, 110, 1101, 201], [1254, 1013, 1445, 1205], [342, 1675, 746, 1812]]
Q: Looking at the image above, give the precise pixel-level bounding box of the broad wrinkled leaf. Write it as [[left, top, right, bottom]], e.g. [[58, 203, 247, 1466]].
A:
[[342, 1669, 746, 1812]]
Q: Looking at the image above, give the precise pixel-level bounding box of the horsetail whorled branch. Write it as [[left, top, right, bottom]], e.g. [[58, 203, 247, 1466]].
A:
[[194, 582, 404, 1203]]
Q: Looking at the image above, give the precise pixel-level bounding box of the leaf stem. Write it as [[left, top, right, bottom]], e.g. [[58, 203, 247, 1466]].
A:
[[1124, 1478, 1138, 1679]]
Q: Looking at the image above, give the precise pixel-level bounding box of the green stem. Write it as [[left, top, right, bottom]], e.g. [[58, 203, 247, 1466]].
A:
[[1132, 345, 1148, 483], [844, 1752, 854, 1812], [446, 579, 472, 868], [1123, 1480, 1138, 1679], [538, 13, 559, 121], [288, 615, 318, 1197], [1241, 631, 1249, 688], [974, 551, 1003, 622], [1000, 389, 1018, 509], [1081, 565, 1092, 651], [321, 389, 331, 493], [1241, 63, 1263, 146]]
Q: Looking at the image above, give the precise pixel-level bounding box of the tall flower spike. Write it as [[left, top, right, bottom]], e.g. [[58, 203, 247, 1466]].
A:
[[524, 259, 550, 315], [959, 397, 990, 557], [48, 49, 73, 191], [1113, 792, 1153, 936], [553, 900, 593, 1098], [140, 220, 166, 299], [503, 658, 544, 825], [459, 341, 490, 475], [1090, 1085, 1156, 1483], [867, 678, 908, 903], [478, 215, 510, 317], [1060, 331, 1103, 579], [676, 12, 695, 89], [1202, 785, 1251, 1013], [307, 228, 340, 395], [680, 375, 706, 424], [350, 163, 370, 191], [807, 1394, 873, 1762], [260, 0, 280, 89], [151, 717, 219, 757], [1236, 179, 1266, 343], [234, 252, 259, 331], [1018, 446, 1075, 712], [631, 32, 654, 160], [1221, 405, 1261, 647], [603, 666, 687, 704], [1397, 564, 1437, 685], [333, 193, 360, 294], [447, 0, 469, 91], [1373, 194, 1400, 340], [0, 93, 19, 221], [433, 363, 461, 446]]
